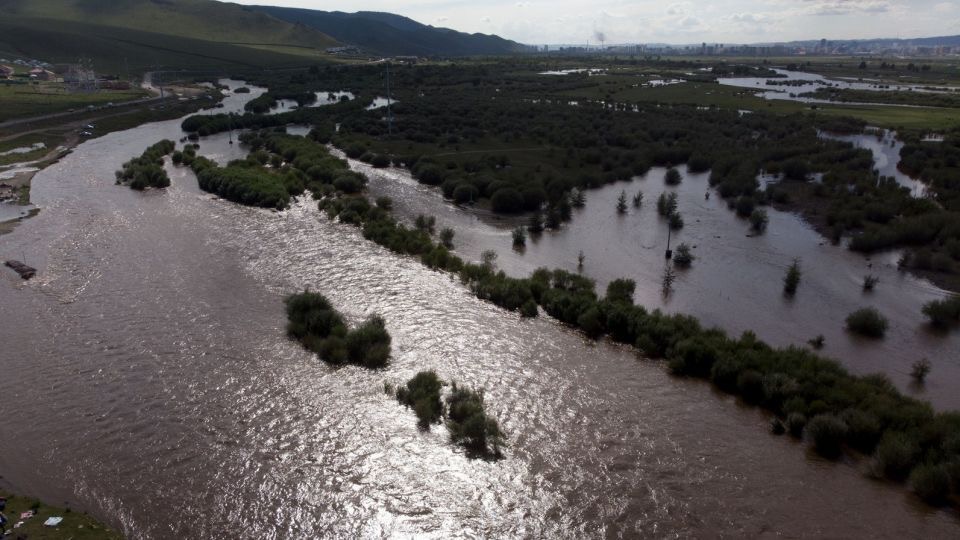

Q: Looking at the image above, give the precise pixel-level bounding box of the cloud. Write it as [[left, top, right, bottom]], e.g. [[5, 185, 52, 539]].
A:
[[802, 0, 892, 16]]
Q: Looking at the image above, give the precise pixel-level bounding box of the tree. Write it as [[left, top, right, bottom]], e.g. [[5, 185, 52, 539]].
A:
[[632, 191, 643, 208], [845, 308, 889, 338], [657, 192, 678, 217], [527, 211, 544, 234], [616, 191, 628, 214], [911, 358, 931, 383]]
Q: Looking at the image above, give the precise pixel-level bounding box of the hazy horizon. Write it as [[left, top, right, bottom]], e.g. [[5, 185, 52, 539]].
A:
[[224, 0, 960, 46]]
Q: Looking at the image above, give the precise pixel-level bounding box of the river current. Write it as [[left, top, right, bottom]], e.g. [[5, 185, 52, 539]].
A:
[[0, 82, 958, 538]]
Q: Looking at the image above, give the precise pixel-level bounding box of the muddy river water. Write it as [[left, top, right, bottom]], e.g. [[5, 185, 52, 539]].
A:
[[0, 82, 959, 538]]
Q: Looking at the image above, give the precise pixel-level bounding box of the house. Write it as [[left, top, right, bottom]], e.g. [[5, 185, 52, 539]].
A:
[[0, 65, 13, 79], [29, 68, 54, 81]]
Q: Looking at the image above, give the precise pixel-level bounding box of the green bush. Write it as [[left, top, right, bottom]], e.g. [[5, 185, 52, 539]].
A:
[[846, 308, 889, 338], [345, 315, 391, 368], [909, 464, 952, 505], [396, 371, 444, 428], [286, 291, 390, 368], [783, 259, 801, 296], [874, 432, 921, 480], [807, 414, 848, 458], [922, 296, 960, 328], [446, 383, 505, 458]]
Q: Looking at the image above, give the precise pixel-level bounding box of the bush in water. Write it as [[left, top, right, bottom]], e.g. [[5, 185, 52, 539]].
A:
[[446, 383, 505, 458], [846, 308, 889, 338], [396, 371, 445, 428], [286, 291, 391, 368]]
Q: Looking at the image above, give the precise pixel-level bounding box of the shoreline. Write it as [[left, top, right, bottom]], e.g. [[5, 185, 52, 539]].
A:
[[0, 83, 226, 236]]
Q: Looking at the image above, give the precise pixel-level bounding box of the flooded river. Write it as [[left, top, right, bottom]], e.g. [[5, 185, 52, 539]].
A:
[[1, 83, 959, 538]]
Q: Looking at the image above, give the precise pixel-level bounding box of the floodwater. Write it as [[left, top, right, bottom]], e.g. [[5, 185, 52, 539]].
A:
[[1, 83, 959, 539], [820, 129, 929, 197], [719, 68, 952, 103], [346, 156, 960, 410]]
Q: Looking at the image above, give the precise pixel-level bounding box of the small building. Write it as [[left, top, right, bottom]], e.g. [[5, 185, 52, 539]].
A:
[[0, 65, 13, 78], [29, 68, 54, 81]]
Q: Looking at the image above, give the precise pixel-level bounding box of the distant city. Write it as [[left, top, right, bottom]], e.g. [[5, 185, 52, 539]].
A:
[[539, 36, 960, 57]]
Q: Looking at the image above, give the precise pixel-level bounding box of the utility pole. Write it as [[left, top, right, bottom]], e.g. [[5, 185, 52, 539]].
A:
[[665, 226, 673, 260]]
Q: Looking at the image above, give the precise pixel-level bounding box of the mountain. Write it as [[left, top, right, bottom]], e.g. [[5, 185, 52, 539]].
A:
[[0, 0, 339, 71], [251, 6, 531, 57]]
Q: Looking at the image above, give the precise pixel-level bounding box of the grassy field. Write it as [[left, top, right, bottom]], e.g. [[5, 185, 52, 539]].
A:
[[0, 491, 121, 539], [0, 132, 65, 165], [0, 82, 148, 122], [555, 78, 960, 130]]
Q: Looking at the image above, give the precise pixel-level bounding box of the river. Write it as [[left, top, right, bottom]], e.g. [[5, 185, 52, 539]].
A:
[[0, 81, 958, 538]]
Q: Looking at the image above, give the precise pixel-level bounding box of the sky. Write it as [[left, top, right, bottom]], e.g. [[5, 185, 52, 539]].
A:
[[226, 0, 960, 45]]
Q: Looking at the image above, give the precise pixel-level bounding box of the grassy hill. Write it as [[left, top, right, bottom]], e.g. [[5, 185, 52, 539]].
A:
[[0, 0, 338, 49], [252, 7, 532, 57], [0, 17, 326, 73]]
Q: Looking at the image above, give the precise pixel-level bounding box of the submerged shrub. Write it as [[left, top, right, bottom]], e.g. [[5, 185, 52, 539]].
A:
[[286, 291, 390, 368], [909, 464, 952, 505], [396, 371, 445, 428], [446, 383, 505, 458], [783, 259, 801, 296], [922, 296, 960, 328], [874, 432, 921, 480], [345, 315, 391, 368], [786, 413, 807, 438], [846, 308, 888, 338], [806, 414, 848, 459]]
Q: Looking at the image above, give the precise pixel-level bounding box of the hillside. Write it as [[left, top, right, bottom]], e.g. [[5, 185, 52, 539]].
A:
[[0, 0, 339, 50], [252, 6, 531, 57], [0, 17, 320, 73]]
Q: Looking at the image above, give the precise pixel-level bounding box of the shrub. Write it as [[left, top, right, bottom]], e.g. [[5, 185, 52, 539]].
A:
[[874, 432, 920, 480], [863, 275, 879, 292], [846, 308, 888, 338], [735, 196, 756, 217], [440, 227, 455, 249], [749, 209, 768, 232], [783, 259, 801, 296], [616, 191, 628, 214], [490, 188, 525, 213], [806, 414, 848, 458], [909, 464, 952, 505], [665, 167, 682, 185], [286, 291, 390, 369], [673, 243, 694, 267], [446, 384, 505, 457], [370, 154, 391, 168], [345, 315, 391, 368], [786, 413, 807, 438], [657, 192, 678, 217], [333, 174, 365, 194], [606, 279, 636, 304], [922, 296, 960, 328], [668, 212, 684, 230], [453, 184, 479, 204], [396, 371, 444, 428], [911, 358, 932, 383], [512, 226, 526, 247], [842, 409, 881, 453]]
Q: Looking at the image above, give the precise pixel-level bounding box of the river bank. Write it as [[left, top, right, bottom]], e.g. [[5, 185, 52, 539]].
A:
[[0, 489, 120, 539], [0, 82, 224, 236]]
